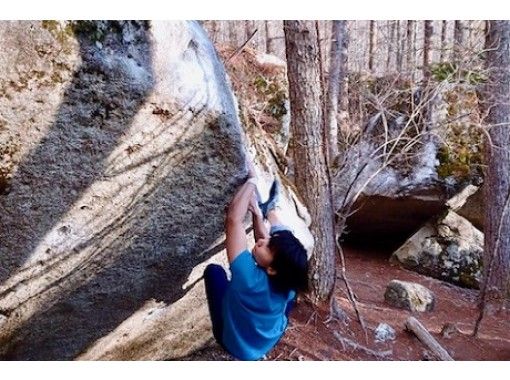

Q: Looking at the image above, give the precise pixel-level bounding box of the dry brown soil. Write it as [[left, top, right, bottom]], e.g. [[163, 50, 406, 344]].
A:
[[181, 244, 510, 361]]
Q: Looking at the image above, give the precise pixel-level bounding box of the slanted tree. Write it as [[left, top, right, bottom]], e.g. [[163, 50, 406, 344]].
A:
[[283, 20, 336, 301], [475, 20, 510, 334]]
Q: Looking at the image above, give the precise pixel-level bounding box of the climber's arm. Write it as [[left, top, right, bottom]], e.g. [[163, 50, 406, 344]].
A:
[[225, 179, 257, 263], [267, 209, 284, 227], [250, 193, 269, 241]]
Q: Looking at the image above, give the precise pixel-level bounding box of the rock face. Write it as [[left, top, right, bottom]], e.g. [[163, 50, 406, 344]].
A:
[[384, 280, 435, 312], [0, 21, 313, 360], [390, 211, 483, 289]]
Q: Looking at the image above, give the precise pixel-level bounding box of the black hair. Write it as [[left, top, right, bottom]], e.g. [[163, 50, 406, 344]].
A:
[[267, 230, 309, 294]]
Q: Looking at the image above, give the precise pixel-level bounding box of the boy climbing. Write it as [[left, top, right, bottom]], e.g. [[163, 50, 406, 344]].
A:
[[203, 161, 309, 360]]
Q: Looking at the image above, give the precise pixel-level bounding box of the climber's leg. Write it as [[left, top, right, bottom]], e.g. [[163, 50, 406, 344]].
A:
[[204, 264, 228, 345]]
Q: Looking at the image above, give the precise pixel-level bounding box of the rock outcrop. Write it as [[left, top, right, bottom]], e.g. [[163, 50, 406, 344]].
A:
[[335, 138, 449, 242], [337, 80, 483, 242], [0, 21, 313, 360]]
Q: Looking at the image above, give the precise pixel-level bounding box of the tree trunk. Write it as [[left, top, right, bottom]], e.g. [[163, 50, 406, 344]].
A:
[[423, 20, 434, 80], [440, 20, 448, 62], [245, 20, 252, 40], [397, 20, 403, 70], [368, 20, 377, 72], [387, 21, 396, 71], [265, 21, 278, 55], [244, 20, 256, 48], [326, 20, 342, 161], [479, 20, 510, 313], [283, 20, 336, 301], [337, 21, 350, 141], [327, 20, 350, 147], [454, 20, 464, 65], [467, 20, 474, 51], [228, 21, 238, 46], [406, 20, 415, 78], [320, 21, 331, 73], [206, 20, 218, 43], [315, 21, 326, 102]]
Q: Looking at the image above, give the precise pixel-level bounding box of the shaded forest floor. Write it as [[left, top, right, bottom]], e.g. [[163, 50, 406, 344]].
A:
[[181, 244, 510, 361]]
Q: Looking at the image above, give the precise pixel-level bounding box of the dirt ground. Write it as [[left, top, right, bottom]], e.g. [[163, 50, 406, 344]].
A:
[[181, 244, 510, 361]]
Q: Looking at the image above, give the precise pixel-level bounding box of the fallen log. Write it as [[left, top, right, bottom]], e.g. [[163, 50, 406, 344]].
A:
[[405, 316, 454, 361]]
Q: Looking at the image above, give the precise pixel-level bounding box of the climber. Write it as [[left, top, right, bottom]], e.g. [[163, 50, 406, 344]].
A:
[[203, 161, 309, 360]]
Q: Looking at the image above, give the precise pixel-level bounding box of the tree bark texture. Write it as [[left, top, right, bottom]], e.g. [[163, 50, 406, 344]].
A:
[[481, 20, 510, 306], [283, 20, 336, 301], [368, 20, 377, 72]]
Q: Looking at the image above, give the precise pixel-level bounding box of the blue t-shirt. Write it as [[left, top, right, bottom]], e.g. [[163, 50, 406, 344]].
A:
[[221, 250, 296, 360]]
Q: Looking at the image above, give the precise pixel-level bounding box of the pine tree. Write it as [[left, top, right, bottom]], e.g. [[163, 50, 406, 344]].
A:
[[475, 20, 510, 334], [283, 20, 336, 301]]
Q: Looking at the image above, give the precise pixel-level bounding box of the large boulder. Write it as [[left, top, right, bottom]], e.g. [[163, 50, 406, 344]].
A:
[[390, 211, 483, 288], [0, 21, 312, 360], [337, 138, 449, 242], [336, 80, 483, 242]]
